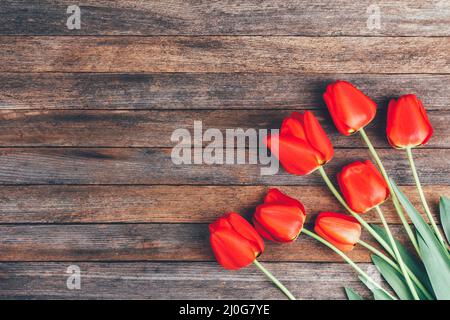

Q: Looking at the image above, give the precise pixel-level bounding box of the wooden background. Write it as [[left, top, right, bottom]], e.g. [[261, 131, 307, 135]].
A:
[[0, 0, 449, 299]]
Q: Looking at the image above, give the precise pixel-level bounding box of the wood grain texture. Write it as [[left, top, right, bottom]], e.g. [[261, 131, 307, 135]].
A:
[[2, 0, 450, 36], [0, 109, 447, 148], [2, 1, 449, 301], [2, 73, 449, 110], [0, 148, 447, 185], [0, 262, 377, 300], [0, 185, 446, 224], [0, 223, 409, 262], [2, 36, 450, 73]]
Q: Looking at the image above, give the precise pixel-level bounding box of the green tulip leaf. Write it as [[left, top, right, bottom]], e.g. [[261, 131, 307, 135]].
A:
[[344, 287, 363, 300], [369, 223, 433, 295], [417, 232, 450, 300], [358, 276, 395, 300], [390, 179, 450, 300], [439, 196, 450, 244], [371, 255, 413, 300]]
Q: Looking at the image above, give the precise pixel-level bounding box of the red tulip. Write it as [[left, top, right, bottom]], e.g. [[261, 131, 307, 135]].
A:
[[253, 188, 306, 243], [387, 94, 433, 148], [337, 160, 389, 213], [209, 212, 264, 270], [314, 212, 361, 252], [323, 80, 377, 136], [265, 111, 334, 175]]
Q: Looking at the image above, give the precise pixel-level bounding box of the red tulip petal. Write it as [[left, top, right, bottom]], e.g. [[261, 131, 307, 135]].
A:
[[254, 204, 304, 242], [210, 229, 258, 270], [387, 94, 433, 148], [252, 217, 277, 242], [227, 212, 265, 253], [263, 188, 306, 218], [314, 224, 356, 252], [324, 81, 377, 136], [209, 213, 264, 270], [267, 133, 322, 175], [324, 89, 353, 135], [337, 160, 389, 213], [315, 213, 361, 246], [281, 113, 307, 140], [303, 111, 334, 163]]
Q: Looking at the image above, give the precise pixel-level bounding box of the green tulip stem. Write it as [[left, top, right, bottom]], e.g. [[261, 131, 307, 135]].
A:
[[359, 128, 420, 255], [253, 259, 296, 300], [302, 229, 396, 300], [374, 206, 419, 300], [358, 239, 433, 300], [406, 146, 447, 250], [317, 166, 394, 258]]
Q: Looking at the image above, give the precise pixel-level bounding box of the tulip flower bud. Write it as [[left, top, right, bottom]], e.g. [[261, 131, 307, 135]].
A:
[[265, 111, 334, 175], [253, 188, 306, 243], [209, 212, 264, 270], [314, 212, 361, 252], [337, 160, 389, 213], [387, 94, 433, 149], [323, 80, 377, 136]]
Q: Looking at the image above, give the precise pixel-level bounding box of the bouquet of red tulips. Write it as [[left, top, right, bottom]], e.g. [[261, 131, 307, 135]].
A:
[[209, 81, 450, 300]]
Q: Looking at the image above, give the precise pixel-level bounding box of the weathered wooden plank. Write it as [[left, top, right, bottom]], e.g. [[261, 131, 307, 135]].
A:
[[0, 223, 409, 263], [0, 185, 446, 224], [0, 262, 376, 300], [0, 109, 447, 148], [0, 148, 447, 185], [2, 36, 449, 73], [1, 73, 449, 110], [2, 0, 450, 36]]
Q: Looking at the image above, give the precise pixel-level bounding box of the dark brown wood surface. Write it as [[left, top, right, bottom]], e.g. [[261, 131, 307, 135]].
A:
[[0, 262, 378, 300], [0, 1, 449, 300], [1, 73, 449, 110], [2, 36, 450, 73], [0, 110, 448, 148], [0, 148, 447, 185], [2, 1, 450, 36], [0, 185, 444, 224], [0, 223, 413, 262]]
